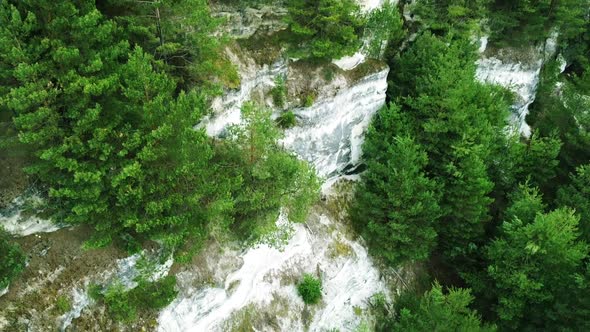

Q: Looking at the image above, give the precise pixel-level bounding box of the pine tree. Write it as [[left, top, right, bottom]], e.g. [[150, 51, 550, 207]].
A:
[[0, 1, 227, 253], [481, 208, 589, 330], [352, 104, 441, 265], [392, 283, 496, 332], [504, 182, 546, 225], [557, 164, 590, 242], [285, 0, 365, 60], [219, 103, 319, 243], [389, 32, 509, 264], [97, 0, 237, 90]]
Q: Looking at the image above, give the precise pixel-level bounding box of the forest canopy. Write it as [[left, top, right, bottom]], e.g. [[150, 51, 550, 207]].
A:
[[0, 0, 318, 258], [0, 0, 589, 330]]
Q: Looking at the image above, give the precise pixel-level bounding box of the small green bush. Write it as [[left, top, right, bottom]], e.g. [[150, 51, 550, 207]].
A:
[[276, 111, 297, 129], [323, 66, 336, 82], [0, 226, 26, 290], [297, 274, 322, 304]]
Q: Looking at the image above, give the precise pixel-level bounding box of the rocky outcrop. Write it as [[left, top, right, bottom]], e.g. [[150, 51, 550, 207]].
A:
[[211, 3, 288, 39], [283, 61, 389, 177], [158, 183, 393, 332], [475, 34, 562, 137], [203, 42, 388, 178]]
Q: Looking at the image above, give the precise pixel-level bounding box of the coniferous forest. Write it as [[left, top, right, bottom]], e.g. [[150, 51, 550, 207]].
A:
[[1, 0, 589, 331]]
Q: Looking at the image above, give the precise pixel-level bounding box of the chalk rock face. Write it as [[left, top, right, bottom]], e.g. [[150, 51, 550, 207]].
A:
[[203, 42, 389, 179], [475, 34, 560, 137], [282, 63, 389, 178], [476, 56, 541, 137], [202, 45, 288, 137], [0, 191, 61, 236], [158, 208, 390, 332]]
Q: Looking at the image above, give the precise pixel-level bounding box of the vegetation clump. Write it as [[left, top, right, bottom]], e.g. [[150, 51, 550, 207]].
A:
[[56, 295, 72, 314], [0, 227, 25, 290], [92, 275, 178, 322], [271, 75, 287, 109], [221, 103, 319, 244], [285, 0, 365, 60], [351, 1, 590, 330], [297, 274, 322, 305], [276, 111, 297, 129], [389, 283, 496, 331]]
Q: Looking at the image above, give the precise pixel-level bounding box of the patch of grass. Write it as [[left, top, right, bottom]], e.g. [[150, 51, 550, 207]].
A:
[[237, 30, 293, 65], [328, 239, 353, 258], [88, 283, 103, 300], [297, 274, 322, 305], [56, 295, 72, 314], [344, 59, 388, 83], [353, 305, 363, 316], [220, 292, 291, 331], [102, 282, 136, 322], [276, 111, 297, 129], [303, 92, 316, 107], [355, 320, 371, 332], [132, 275, 178, 310]]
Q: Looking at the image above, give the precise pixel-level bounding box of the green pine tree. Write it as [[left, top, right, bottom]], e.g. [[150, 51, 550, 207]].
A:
[[285, 0, 365, 60], [480, 208, 589, 330], [557, 164, 590, 242], [392, 283, 496, 332], [352, 104, 441, 265]]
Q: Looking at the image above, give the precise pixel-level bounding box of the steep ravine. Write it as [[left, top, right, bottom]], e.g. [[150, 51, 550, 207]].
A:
[[159, 20, 394, 331]]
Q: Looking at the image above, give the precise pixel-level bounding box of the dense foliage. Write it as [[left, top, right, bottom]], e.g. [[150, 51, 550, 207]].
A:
[[93, 275, 177, 322], [0, 1, 318, 257], [0, 1, 222, 250], [351, 105, 440, 265], [390, 283, 495, 332], [355, 31, 511, 267], [98, 0, 238, 90], [1, 0, 589, 330], [285, 0, 365, 60], [474, 208, 589, 330], [488, 0, 589, 45], [412, 0, 490, 36], [355, 1, 590, 330]]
